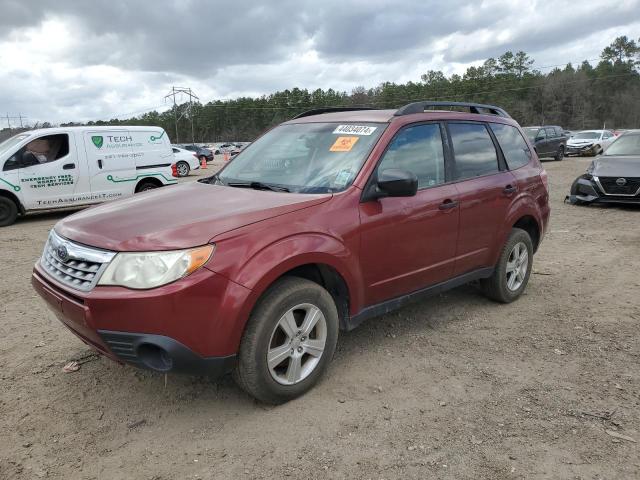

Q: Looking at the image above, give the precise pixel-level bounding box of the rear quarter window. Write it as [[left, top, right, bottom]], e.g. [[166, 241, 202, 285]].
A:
[[489, 124, 532, 170]]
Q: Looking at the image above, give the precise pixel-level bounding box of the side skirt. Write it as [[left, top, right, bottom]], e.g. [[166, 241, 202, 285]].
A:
[[344, 267, 494, 331]]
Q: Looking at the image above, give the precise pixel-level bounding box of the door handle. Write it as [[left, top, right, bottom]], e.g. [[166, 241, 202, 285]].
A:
[[63, 163, 75, 170], [97, 159, 103, 169], [503, 184, 517, 194], [438, 199, 458, 210]]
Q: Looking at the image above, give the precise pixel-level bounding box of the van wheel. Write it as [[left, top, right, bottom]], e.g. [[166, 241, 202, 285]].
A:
[[233, 276, 339, 404], [0, 197, 18, 227], [176, 161, 190, 177], [135, 180, 159, 193], [481, 228, 533, 303]]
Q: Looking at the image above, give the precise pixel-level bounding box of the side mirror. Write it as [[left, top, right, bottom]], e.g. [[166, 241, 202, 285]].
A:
[[376, 168, 418, 198]]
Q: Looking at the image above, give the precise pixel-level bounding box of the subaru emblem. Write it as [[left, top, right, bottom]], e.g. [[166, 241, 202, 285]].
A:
[[57, 245, 69, 262], [615, 177, 627, 186]]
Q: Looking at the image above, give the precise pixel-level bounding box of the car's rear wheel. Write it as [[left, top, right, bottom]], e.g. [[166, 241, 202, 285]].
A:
[[481, 228, 533, 303], [0, 197, 18, 227], [233, 276, 339, 404], [555, 145, 564, 161], [176, 161, 190, 177]]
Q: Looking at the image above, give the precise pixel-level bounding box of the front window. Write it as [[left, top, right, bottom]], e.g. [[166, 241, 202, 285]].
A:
[[216, 122, 386, 193], [603, 133, 640, 156], [573, 132, 599, 140], [3, 134, 70, 172]]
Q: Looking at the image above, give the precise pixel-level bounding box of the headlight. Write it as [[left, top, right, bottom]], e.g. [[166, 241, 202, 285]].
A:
[[98, 244, 214, 289]]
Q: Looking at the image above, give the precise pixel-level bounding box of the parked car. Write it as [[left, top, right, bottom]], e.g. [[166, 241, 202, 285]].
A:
[[32, 101, 550, 404], [180, 144, 213, 163], [566, 130, 615, 156], [523, 126, 568, 161], [0, 126, 177, 227], [567, 130, 640, 205], [172, 147, 201, 177]]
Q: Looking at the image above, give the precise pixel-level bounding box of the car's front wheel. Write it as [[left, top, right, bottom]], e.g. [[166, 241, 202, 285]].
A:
[[234, 276, 339, 404], [481, 228, 533, 303]]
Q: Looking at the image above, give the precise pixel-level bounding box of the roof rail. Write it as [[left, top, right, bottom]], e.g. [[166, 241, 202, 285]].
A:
[[292, 107, 377, 119], [394, 101, 511, 118]]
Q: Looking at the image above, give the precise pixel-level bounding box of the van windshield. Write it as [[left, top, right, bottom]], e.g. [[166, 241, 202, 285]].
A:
[[214, 122, 386, 193], [0, 134, 29, 158]]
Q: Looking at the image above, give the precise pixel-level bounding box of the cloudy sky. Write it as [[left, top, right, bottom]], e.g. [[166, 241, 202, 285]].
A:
[[1, 0, 639, 124]]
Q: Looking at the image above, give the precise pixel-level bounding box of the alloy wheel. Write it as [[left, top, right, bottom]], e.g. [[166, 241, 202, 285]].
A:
[[267, 303, 327, 385], [505, 241, 529, 291]]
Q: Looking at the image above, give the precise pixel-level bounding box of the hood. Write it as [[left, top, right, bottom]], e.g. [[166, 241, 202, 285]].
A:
[[592, 155, 640, 177], [55, 182, 330, 251], [568, 138, 596, 146]]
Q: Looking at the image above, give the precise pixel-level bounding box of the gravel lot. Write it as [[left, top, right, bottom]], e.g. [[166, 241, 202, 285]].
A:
[[1, 155, 638, 479]]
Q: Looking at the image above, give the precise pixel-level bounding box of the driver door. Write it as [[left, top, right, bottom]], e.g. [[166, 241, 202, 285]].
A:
[[14, 133, 81, 210], [358, 123, 459, 306]]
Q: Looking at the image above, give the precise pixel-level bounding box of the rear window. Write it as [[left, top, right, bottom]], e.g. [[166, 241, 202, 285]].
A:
[[490, 124, 532, 170], [449, 123, 499, 180]]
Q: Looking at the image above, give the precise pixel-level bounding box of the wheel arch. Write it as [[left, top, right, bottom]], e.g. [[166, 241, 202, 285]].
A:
[[0, 188, 25, 214], [512, 214, 541, 253], [134, 176, 163, 192]]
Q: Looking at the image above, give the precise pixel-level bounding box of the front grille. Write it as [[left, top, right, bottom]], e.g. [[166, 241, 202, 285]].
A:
[[598, 177, 640, 196], [40, 230, 116, 292]]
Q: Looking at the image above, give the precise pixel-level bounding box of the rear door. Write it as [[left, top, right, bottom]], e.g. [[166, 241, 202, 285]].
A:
[[545, 127, 559, 155], [129, 129, 174, 183], [85, 129, 136, 199], [359, 122, 459, 305], [446, 122, 517, 276]]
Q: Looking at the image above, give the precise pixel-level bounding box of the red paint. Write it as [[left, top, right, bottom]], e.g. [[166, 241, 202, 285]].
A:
[[33, 109, 550, 360]]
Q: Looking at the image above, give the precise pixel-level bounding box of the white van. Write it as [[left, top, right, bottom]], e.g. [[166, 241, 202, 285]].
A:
[[0, 126, 177, 226]]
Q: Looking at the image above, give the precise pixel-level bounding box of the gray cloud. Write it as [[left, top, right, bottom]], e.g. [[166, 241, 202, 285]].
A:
[[0, 0, 638, 123]]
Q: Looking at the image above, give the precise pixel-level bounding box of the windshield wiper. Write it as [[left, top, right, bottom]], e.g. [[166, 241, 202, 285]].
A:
[[226, 181, 290, 192]]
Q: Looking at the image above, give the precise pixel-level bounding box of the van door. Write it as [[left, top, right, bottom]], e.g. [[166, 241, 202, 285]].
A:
[[13, 132, 84, 210], [85, 130, 136, 201], [129, 129, 174, 183]]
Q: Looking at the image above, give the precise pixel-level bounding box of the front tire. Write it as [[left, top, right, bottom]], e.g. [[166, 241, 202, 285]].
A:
[[176, 161, 190, 177], [0, 197, 18, 227], [481, 228, 534, 303], [233, 276, 339, 404]]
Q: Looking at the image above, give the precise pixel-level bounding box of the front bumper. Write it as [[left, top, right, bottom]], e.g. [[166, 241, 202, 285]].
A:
[[567, 175, 640, 205], [32, 262, 252, 376], [566, 144, 597, 156]]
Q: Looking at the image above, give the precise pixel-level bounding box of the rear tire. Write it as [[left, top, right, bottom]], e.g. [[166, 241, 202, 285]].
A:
[[233, 276, 339, 404], [0, 197, 18, 227], [176, 161, 190, 177], [555, 145, 564, 161], [481, 228, 533, 303], [135, 180, 159, 193]]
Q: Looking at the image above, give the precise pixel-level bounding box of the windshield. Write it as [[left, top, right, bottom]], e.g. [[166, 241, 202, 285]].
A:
[[0, 134, 29, 158], [523, 128, 538, 140], [216, 122, 386, 193], [604, 132, 640, 156], [573, 131, 600, 140]]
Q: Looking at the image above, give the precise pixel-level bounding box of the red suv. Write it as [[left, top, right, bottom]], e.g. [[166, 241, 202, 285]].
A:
[[32, 101, 550, 404]]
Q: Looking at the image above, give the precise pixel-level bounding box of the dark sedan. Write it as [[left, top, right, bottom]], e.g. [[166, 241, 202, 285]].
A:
[[180, 144, 213, 163], [567, 131, 640, 205]]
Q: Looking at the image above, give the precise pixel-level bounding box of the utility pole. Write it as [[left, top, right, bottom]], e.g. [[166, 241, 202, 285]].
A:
[[164, 87, 199, 144]]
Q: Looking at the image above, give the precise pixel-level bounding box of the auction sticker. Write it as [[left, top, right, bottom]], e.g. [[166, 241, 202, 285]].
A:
[[333, 125, 377, 135], [330, 136, 359, 152]]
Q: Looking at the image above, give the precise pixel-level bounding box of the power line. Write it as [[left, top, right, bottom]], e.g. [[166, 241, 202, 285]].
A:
[[164, 87, 199, 143]]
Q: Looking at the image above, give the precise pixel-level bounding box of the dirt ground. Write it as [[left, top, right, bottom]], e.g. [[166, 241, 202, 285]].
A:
[[1, 155, 638, 480]]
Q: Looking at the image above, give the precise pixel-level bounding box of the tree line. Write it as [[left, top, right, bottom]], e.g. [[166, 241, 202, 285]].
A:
[[29, 36, 640, 143]]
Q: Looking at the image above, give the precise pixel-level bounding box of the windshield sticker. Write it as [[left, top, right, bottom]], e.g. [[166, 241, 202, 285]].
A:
[[330, 136, 359, 152], [333, 125, 377, 136], [333, 169, 353, 188]]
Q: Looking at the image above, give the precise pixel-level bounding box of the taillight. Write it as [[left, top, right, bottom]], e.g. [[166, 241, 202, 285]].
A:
[[540, 169, 549, 193], [171, 164, 178, 177]]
